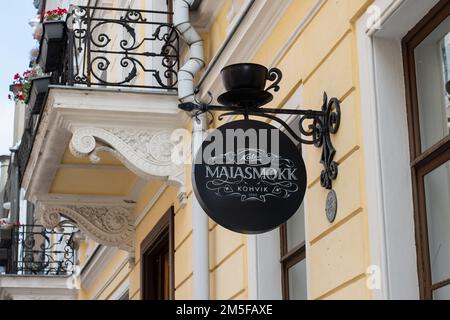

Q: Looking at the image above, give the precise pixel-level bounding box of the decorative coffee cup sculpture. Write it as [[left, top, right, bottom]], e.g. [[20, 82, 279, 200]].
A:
[[218, 63, 282, 108]]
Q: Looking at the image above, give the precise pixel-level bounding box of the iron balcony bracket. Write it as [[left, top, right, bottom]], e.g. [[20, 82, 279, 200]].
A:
[[178, 92, 341, 191]]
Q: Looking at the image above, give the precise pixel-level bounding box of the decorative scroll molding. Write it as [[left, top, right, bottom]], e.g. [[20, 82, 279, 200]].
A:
[[37, 202, 135, 252], [69, 127, 187, 206]]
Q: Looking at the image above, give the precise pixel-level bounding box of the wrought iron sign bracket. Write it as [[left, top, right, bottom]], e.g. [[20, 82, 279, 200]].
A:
[[179, 91, 341, 191], [179, 64, 341, 224]]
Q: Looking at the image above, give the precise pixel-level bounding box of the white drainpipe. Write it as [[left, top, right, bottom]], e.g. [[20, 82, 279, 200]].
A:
[[174, 0, 209, 300]]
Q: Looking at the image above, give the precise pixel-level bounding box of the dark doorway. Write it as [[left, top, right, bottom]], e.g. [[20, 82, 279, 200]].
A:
[[141, 207, 174, 300]]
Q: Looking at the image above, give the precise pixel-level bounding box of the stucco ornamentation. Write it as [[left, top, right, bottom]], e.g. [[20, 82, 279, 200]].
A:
[[37, 203, 135, 252], [69, 127, 186, 205]]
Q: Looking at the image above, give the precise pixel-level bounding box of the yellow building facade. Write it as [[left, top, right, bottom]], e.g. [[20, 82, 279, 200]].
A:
[[5, 0, 450, 301]]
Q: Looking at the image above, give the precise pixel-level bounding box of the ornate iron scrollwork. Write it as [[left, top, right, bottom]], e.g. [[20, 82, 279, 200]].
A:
[[64, 5, 179, 90], [265, 68, 283, 93], [317, 94, 340, 190], [179, 93, 341, 191], [13, 225, 77, 275]]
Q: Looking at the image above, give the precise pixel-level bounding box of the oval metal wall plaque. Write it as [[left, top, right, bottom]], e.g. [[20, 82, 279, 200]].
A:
[[326, 190, 338, 223], [193, 120, 307, 234]]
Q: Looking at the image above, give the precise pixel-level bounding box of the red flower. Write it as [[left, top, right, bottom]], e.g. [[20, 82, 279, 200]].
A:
[[45, 7, 67, 20], [14, 73, 21, 80]]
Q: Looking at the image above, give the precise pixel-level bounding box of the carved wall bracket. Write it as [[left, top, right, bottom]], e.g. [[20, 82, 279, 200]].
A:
[[37, 202, 135, 252], [69, 127, 187, 206]]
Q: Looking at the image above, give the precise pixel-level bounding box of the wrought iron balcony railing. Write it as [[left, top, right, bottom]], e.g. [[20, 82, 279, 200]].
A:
[[0, 225, 77, 276], [55, 5, 179, 91], [17, 130, 33, 185]]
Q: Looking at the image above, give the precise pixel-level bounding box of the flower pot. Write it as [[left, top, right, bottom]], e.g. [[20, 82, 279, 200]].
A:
[[26, 76, 51, 115], [38, 20, 67, 73]]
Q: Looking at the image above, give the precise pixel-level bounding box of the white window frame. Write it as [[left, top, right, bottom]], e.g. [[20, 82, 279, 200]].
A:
[[356, 0, 440, 300]]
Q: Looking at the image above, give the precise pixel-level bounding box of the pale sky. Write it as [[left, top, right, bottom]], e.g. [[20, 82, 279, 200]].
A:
[[0, 1, 39, 155]]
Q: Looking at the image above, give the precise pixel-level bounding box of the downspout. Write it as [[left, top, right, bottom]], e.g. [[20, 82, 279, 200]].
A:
[[8, 147, 20, 225], [174, 0, 205, 103], [8, 146, 20, 274], [173, 0, 209, 300]]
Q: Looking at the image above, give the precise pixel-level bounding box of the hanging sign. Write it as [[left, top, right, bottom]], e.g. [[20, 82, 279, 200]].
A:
[[193, 120, 307, 234]]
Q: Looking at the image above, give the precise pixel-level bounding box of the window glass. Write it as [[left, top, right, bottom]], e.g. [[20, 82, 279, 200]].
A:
[[424, 160, 450, 286], [280, 112, 308, 300], [433, 285, 450, 300], [281, 202, 307, 300], [288, 259, 307, 300], [286, 203, 305, 252], [414, 16, 450, 151]]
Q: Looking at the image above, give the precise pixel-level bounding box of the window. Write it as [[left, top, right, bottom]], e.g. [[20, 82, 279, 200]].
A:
[[278, 115, 308, 300], [280, 203, 307, 300], [141, 207, 174, 300], [403, 0, 450, 300]]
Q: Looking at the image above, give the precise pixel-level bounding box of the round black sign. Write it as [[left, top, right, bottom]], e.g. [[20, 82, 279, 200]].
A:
[[193, 120, 307, 234]]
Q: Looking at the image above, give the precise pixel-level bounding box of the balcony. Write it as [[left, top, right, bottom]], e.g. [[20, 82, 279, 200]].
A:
[[44, 5, 179, 91], [0, 225, 78, 300], [0, 224, 77, 276], [19, 3, 186, 256], [19, 3, 184, 188]]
